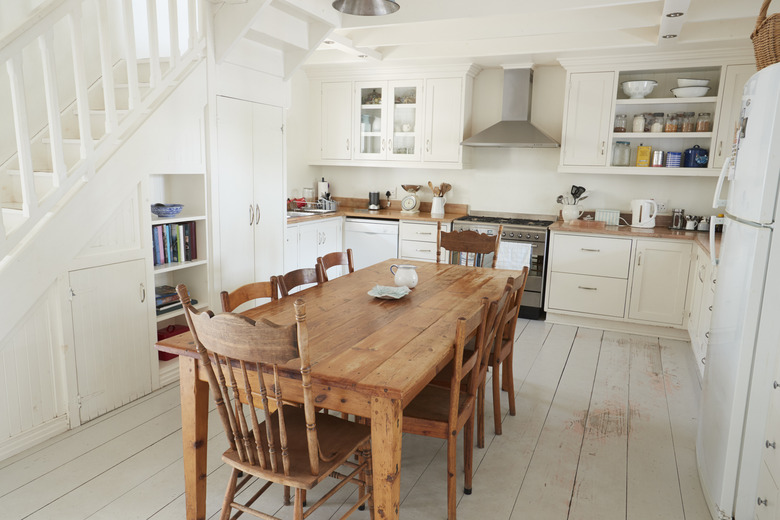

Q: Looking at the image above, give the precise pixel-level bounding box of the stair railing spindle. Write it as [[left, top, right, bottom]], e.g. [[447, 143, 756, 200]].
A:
[[95, 0, 118, 136], [187, 0, 198, 52], [168, 0, 180, 69], [6, 55, 38, 217], [67, 5, 95, 165], [38, 32, 67, 187], [121, 0, 141, 111], [146, 0, 162, 88]]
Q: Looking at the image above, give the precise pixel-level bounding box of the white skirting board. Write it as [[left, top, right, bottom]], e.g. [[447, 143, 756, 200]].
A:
[[158, 359, 180, 387], [0, 415, 69, 462], [545, 312, 690, 341]]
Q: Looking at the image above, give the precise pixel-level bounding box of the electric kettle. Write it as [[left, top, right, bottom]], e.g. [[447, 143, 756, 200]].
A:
[[630, 199, 658, 228]]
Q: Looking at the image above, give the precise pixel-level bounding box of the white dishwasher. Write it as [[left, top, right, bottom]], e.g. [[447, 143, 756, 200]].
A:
[[344, 218, 399, 270]]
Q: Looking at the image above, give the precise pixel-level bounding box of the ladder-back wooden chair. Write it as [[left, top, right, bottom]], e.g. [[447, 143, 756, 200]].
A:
[[176, 284, 373, 520], [489, 268, 529, 436], [436, 222, 503, 268], [277, 266, 325, 297], [220, 278, 279, 313], [401, 296, 492, 520], [317, 249, 355, 282]]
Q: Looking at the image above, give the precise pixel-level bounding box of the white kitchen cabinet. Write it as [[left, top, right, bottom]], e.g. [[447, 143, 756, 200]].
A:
[[321, 81, 353, 160], [560, 71, 616, 167], [423, 77, 464, 163], [216, 96, 285, 300], [686, 245, 716, 378], [287, 217, 343, 272], [354, 80, 422, 162], [756, 460, 780, 519], [711, 64, 755, 168], [399, 220, 449, 262], [627, 239, 692, 325]]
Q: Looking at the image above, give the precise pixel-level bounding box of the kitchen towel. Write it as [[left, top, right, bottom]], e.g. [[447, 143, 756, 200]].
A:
[[495, 241, 532, 270]]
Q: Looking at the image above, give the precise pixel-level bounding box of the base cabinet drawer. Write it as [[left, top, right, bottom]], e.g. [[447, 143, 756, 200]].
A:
[[400, 222, 438, 242], [547, 272, 627, 318], [550, 234, 632, 277], [400, 240, 438, 261]]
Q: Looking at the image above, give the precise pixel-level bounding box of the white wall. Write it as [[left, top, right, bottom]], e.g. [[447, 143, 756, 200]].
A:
[[287, 65, 719, 217]]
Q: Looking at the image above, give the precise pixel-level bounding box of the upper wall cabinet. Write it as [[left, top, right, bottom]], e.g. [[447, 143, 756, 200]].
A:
[[558, 55, 755, 176], [306, 64, 479, 169]]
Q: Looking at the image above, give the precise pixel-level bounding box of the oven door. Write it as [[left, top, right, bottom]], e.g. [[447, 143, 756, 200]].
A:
[[498, 237, 546, 310]]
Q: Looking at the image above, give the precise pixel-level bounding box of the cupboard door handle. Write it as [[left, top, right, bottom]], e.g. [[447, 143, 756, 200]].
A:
[[580, 248, 600, 252], [140, 283, 146, 303], [702, 357, 706, 365], [767, 440, 776, 449], [600, 141, 605, 155], [705, 331, 710, 338], [758, 497, 768, 507], [717, 140, 723, 157], [709, 305, 713, 311], [426, 139, 431, 153], [638, 252, 642, 266], [774, 381, 780, 389], [255, 204, 260, 224], [249, 204, 254, 226], [577, 286, 597, 291], [346, 138, 350, 151], [381, 139, 385, 152], [388, 138, 392, 152]]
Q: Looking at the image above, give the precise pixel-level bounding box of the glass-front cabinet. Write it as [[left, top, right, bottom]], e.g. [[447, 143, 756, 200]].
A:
[[354, 80, 422, 161]]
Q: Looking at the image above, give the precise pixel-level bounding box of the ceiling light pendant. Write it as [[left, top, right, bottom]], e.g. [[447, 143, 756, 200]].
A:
[[332, 0, 399, 16]]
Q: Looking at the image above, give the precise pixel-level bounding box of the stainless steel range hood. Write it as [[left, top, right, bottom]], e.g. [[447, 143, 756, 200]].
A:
[[462, 68, 559, 148]]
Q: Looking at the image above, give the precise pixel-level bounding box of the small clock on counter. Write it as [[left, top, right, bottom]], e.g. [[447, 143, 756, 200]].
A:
[[400, 184, 422, 214]]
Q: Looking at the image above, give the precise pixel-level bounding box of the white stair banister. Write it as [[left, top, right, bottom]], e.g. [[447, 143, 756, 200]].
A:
[[67, 5, 95, 165], [146, 0, 162, 88], [7, 55, 37, 217], [168, 0, 180, 69], [122, 0, 142, 111], [39, 32, 67, 187], [96, 0, 119, 135]]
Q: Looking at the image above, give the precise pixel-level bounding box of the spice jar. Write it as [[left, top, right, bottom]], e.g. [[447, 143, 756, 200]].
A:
[[696, 113, 712, 132], [612, 141, 631, 166], [614, 114, 627, 133], [664, 114, 678, 132], [650, 113, 664, 133], [681, 112, 696, 132], [632, 113, 646, 133]]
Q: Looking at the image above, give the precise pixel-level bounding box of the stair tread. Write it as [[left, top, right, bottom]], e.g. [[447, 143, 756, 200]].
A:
[[6, 169, 55, 176]]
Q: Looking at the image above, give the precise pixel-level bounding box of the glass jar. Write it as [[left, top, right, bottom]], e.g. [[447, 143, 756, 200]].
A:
[[614, 114, 627, 133], [664, 113, 678, 132], [632, 114, 646, 133], [612, 141, 631, 166], [650, 112, 664, 133], [681, 112, 696, 132], [696, 113, 712, 132]]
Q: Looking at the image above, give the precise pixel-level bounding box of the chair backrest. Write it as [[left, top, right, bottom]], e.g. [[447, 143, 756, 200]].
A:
[[220, 278, 279, 313], [437, 222, 503, 268], [495, 268, 529, 353], [277, 266, 325, 297], [471, 282, 513, 390], [317, 249, 355, 282], [177, 283, 323, 477], [448, 296, 491, 413]]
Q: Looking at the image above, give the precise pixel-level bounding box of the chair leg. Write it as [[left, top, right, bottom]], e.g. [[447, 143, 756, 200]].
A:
[[294, 488, 304, 520], [220, 468, 240, 520], [464, 415, 474, 496], [284, 485, 291, 505], [447, 429, 458, 520], [492, 360, 503, 436], [477, 381, 485, 449], [504, 353, 516, 417]]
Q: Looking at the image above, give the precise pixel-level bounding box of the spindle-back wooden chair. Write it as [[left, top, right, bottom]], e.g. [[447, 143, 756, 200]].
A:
[[436, 222, 503, 268]]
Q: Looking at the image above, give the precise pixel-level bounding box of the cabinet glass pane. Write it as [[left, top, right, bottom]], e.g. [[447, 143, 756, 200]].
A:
[[360, 87, 383, 155], [392, 86, 417, 155]]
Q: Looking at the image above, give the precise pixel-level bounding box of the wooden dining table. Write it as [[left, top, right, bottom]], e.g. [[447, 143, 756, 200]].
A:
[[156, 259, 523, 520]]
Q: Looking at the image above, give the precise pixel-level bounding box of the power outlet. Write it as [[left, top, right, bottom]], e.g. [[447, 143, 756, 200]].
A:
[[388, 187, 397, 199], [656, 200, 669, 213]]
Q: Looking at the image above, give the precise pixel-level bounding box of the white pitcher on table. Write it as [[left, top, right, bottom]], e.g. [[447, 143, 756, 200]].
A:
[[390, 264, 418, 288]]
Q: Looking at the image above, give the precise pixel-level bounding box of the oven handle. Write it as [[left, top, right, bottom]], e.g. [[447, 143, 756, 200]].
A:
[[500, 240, 539, 248]]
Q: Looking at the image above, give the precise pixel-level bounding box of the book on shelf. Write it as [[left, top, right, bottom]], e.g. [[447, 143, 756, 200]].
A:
[[152, 221, 197, 266], [156, 299, 198, 316]]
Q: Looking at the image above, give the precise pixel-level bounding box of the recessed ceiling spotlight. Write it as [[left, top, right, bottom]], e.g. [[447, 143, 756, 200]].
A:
[[332, 0, 399, 16], [666, 12, 684, 17], [323, 40, 335, 45], [662, 34, 678, 39], [358, 54, 368, 59]]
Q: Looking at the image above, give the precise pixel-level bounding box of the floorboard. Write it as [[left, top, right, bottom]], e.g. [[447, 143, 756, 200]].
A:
[[0, 322, 710, 520]]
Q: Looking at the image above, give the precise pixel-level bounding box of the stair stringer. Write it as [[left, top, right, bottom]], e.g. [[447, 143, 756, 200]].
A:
[[0, 60, 208, 344]]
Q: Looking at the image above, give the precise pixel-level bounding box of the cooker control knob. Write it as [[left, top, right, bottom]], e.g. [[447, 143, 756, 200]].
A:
[[501, 231, 506, 237], [509, 232, 514, 237], [534, 234, 539, 240], [526, 233, 531, 239]]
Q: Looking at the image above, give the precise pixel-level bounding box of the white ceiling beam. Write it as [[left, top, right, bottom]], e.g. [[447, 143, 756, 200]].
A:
[[318, 33, 383, 61]]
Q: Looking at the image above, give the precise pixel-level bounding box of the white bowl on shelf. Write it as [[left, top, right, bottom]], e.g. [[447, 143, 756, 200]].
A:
[[677, 78, 710, 87], [621, 80, 658, 99], [671, 86, 711, 98]]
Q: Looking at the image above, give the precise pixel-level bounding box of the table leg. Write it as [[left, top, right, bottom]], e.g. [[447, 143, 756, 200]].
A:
[[180, 356, 209, 520], [371, 396, 402, 520]]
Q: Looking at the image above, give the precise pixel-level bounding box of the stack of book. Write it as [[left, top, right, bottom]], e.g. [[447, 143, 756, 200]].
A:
[[155, 285, 198, 316], [152, 222, 197, 266]]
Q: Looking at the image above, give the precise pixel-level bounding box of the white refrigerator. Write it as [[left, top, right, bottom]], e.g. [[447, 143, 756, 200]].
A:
[[697, 62, 780, 520]]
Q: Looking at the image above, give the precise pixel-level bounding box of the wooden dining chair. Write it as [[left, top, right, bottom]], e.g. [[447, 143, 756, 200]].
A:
[[488, 268, 528, 437], [176, 284, 373, 520], [277, 266, 325, 297], [317, 249, 355, 282], [436, 222, 503, 268], [401, 296, 492, 520], [220, 278, 279, 313]]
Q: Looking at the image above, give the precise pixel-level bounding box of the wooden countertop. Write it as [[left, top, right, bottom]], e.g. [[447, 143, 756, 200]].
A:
[[549, 221, 721, 256], [286, 200, 468, 224]]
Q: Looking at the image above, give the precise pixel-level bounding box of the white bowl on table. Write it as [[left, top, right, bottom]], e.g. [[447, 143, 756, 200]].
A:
[[621, 80, 658, 99], [671, 86, 711, 98], [677, 78, 710, 87]]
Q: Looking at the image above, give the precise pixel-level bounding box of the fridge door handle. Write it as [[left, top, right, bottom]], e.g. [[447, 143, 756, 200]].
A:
[[709, 216, 724, 266], [713, 156, 730, 208]]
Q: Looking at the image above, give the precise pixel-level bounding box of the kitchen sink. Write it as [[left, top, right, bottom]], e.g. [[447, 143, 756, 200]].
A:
[[286, 211, 313, 218]]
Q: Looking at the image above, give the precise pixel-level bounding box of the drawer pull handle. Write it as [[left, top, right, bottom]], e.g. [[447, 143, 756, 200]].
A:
[[709, 305, 713, 311], [758, 497, 768, 507], [767, 440, 776, 449], [580, 248, 600, 252], [416, 232, 432, 235], [701, 357, 706, 365], [418, 249, 432, 253], [705, 331, 710, 338], [577, 286, 598, 291], [774, 381, 780, 389]]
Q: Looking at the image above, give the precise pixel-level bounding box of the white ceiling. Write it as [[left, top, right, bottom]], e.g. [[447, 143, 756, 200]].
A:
[[307, 0, 764, 67]]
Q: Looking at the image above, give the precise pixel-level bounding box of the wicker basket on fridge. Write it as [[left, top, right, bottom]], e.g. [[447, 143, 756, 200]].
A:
[[752, 0, 780, 70]]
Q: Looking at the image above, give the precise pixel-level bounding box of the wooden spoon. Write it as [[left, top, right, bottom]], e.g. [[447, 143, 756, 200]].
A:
[[440, 183, 452, 196], [428, 181, 435, 193]]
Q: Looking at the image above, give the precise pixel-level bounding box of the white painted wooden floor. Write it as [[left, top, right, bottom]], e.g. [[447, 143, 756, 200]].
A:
[[0, 321, 710, 520]]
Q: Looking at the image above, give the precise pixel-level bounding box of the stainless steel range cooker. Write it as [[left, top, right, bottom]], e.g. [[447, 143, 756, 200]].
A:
[[453, 212, 554, 318]]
